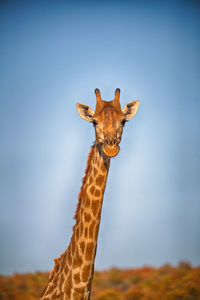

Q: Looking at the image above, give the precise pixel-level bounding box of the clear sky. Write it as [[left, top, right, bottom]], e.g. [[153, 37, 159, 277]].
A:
[[0, 0, 200, 275]]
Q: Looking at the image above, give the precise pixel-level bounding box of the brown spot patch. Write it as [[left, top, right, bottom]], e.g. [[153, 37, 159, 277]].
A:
[[82, 265, 91, 282], [94, 224, 99, 240], [95, 188, 101, 197], [75, 227, 79, 240], [89, 220, 96, 238], [64, 272, 72, 297], [52, 290, 60, 298], [85, 242, 94, 261], [59, 273, 64, 291], [87, 167, 92, 178], [74, 251, 83, 268], [83, 182, 88, 191], [85, 227, 88, 238], [90, 185, 95, 195], [74, 272, 81, 284], [79, 241, 85, 254], [54, 262, 60, 273], [53, 274, 59, 286], [68, 251, 72, 266], [41, 285, 48, 297], [73, 291, 82, 300], [46, 284, 55, 295], [97, 209, 101, 220], [91, 200, 99, 217], [64, 265, 69, 276], [71, 234, 76, 254], [85, 193, 91, 208], [84, 212, 92, 223], [74, 286, 85, 293], [93, 167, 97, 177], [96, 175, 104, 187], [80, 220, 83, 236]]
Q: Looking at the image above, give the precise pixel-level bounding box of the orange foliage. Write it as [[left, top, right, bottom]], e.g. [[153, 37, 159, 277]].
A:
[[0, 262, 200, 300]]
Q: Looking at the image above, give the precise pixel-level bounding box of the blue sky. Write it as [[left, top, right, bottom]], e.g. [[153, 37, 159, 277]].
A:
[[0, 0, 200, 275]]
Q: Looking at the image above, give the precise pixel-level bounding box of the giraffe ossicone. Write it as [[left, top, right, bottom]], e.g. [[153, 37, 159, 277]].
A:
[[41, 89, 139, 300]]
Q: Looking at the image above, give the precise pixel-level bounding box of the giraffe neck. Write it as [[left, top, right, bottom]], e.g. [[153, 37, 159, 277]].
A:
[[41, 143, 110, 300]]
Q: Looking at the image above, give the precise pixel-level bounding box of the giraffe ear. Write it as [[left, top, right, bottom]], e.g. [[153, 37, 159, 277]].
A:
[[122, 100, 140, 120], [76, 103, 95, 121]]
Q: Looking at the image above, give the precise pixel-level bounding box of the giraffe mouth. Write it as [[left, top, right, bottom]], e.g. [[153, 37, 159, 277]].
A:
[[102, 143, 120, 157]]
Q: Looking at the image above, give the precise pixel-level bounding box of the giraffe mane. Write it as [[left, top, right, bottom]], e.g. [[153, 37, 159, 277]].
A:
[[74, 144, 95, 220], [40, 251, 65, 297], [42, 144, 95, 296]]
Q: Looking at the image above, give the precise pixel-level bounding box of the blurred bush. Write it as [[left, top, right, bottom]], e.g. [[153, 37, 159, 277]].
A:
[[0, 262, 200, 300]]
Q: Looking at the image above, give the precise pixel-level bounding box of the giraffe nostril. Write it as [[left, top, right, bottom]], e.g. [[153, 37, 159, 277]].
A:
[[105, 138, 118, 146]]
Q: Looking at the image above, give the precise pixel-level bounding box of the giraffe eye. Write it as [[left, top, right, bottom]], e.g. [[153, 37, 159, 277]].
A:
[[92, 120, 98, 127], [121, 119, 127, 126]]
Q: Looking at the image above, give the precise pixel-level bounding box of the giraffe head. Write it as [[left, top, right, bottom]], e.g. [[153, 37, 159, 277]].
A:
[[76, 89, 139, 157]]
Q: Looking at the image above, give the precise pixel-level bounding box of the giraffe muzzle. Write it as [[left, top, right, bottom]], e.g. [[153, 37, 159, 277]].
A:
[[102, 139, 120, 157]]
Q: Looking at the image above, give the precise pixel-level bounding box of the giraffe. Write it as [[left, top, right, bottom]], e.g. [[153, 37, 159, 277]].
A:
[[41, 88, 139, 300]]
